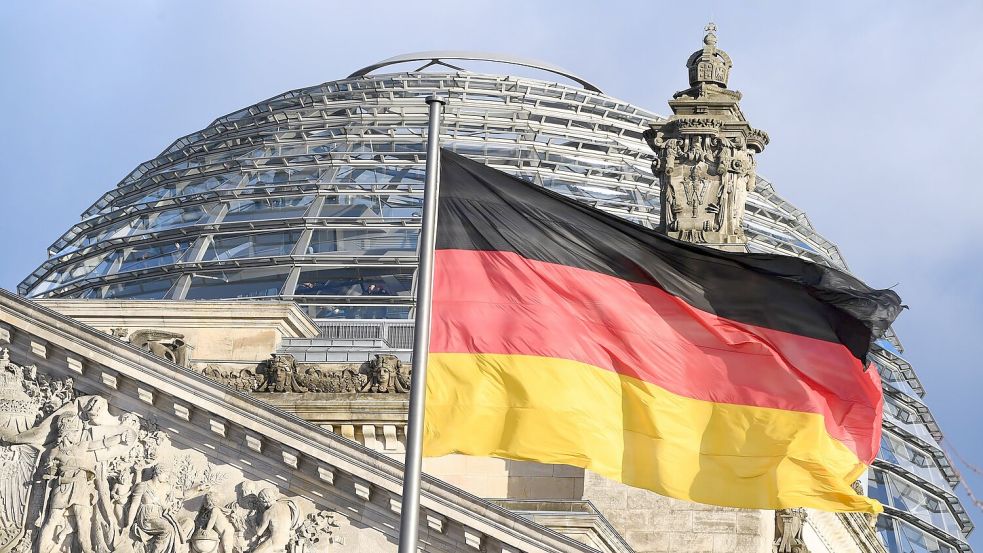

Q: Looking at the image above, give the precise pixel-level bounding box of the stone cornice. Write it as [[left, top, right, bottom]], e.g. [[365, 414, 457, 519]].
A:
[[35, 298, 320, 338]]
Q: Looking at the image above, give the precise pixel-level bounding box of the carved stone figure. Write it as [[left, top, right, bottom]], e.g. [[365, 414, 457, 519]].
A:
[[191, 492, 236, 553], [125, 463, 195, 553], [774, 508, 810, 553], [128, 329, 194, 368], [0, 351, 75, 552], [360, 354, 409, 394], [259, 355, 308, 393], [36, 414, 99, 553], [645, 24, 768, 248], [249, 488, 300, 553]]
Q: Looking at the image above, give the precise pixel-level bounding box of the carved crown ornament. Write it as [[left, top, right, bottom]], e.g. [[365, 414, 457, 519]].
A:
[[0, 348, 342, 553], [644, 23, 769, 249]]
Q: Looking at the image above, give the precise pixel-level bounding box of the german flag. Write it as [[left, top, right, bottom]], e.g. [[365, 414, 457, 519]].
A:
[[424, 149, 903, 513]]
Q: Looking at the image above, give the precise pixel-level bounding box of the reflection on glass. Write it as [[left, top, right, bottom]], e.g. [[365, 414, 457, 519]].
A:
[[117, 174, 240, 208], [185, 267, 291, 300], [201, 231, 302, 261], [300, 304, 411, 320], [118, 241, 193, 273], [293, 267, 413, 297], [316, 194, 423, 218], [332, 166, 425, 184], [82, 277, 176, 300], [879, 431, 950, 489], [308, 228, 418, 255], [878, 516, 957, 553], [869, 469, 962, 535], [223, 196, 313, 222], [33, 252, 116, 294]]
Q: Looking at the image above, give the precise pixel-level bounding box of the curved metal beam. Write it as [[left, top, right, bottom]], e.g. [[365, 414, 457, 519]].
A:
[[348, 51, 603, 93]]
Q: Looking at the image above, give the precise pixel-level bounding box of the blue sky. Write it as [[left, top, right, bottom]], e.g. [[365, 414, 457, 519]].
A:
[[2, 0, 981, 546]]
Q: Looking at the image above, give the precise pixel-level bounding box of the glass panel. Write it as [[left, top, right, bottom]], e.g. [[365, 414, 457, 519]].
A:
[[882, 396, 938, 444], [32, 251, 118, 294], [117, 241, 193, 274], [870, 468, 963, 535], [243, 168, 322, 187], [317, 195, 422, 218], [300, 304, 412, 320], [875, 517, 900, 553], [332, 165, 426, 184], [293, 267, 414, 297], [307, 228, 418, 255], [222, 196, 313, 222], [86, 277, 176, 300], [879, 431, 951, 489], [201, 231, 302, 261], [117, 174, 240, 208], [185, 267, 291, 300], [70, 219, 131, 251], [898, 518, 957, 553], [121, 202, 222, 237]]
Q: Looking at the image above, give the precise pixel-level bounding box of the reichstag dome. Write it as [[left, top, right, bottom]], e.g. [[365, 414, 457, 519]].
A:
[[18, 52, 974, 552]]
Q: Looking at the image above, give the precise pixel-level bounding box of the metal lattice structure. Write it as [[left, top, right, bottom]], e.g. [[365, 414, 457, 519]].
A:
[[17, 54, 973, 553]]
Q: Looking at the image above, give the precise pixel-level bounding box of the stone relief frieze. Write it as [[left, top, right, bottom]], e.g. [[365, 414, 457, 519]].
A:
[[196, 354, 409, 395], [0, 348, 341, 553]]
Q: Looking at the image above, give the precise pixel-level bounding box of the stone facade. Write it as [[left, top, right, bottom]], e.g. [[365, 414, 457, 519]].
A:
[[0, 289, 601, 553]]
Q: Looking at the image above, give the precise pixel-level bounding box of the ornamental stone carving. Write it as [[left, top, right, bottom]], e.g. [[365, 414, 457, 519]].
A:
[[359, 355, 409, 394], [123, 329, 195, 369], [774, 508, 810, 553], [258, 354, 308, 394], [0, 351, 340, 553], [645, 23, 768, 248], [196, 354, 409, 395]]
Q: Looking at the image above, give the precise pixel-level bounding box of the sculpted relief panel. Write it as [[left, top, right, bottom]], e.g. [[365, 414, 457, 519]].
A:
[[0, 349, 341, 553], [647, 125, 759, 243], [197, 354, 410, 395]]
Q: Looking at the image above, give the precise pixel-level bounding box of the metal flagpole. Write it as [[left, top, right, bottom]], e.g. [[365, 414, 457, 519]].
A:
[[397, 94, 445, 553]]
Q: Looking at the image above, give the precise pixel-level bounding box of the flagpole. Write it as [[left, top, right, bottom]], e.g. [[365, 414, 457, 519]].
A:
[[397, 94, 445, 553]]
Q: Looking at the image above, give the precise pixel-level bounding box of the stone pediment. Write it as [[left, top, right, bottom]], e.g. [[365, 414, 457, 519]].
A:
[[0, 289, 600, 553]]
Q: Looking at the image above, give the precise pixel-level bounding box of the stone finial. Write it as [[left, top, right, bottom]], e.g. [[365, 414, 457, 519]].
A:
[[645, 24, 769, 250], [687, 21, 732, 87]]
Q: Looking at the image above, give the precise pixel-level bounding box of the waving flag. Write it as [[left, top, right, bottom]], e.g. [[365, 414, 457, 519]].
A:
[[423, 149, 903, 513]]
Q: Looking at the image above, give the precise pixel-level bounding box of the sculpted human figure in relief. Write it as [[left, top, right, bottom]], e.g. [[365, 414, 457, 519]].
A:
[[249, 487, 299, 553], [36, 414, 98, 553], [124, 463, 195, 553]]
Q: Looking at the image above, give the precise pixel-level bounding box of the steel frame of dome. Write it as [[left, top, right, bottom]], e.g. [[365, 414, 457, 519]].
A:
[[16, 60, 975, 553]]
